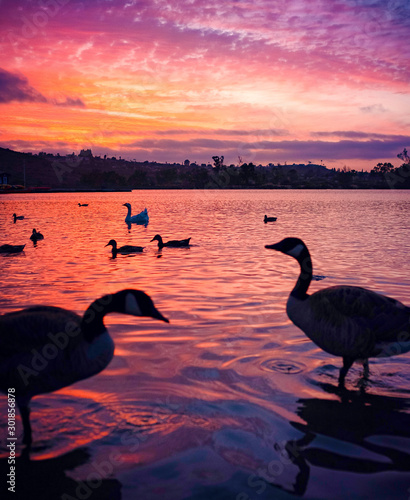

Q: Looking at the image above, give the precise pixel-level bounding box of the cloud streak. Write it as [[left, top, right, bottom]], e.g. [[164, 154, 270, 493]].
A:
[[0, 68, 47, 103]]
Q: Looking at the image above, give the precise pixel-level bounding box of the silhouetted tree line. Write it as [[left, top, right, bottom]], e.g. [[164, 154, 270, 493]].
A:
[[2, 147, 409, 190]]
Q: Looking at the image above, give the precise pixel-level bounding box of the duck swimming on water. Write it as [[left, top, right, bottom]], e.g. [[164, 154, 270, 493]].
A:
[[264, 215, 277, 223], [265, 237, 410, 388], [13, 213, 24, 222], [150, 234, 191, 249], [30, 229, 44, 241], [0, 244, 25, 253], [105, 239, 144, 257], [0, 289, 169, 445]]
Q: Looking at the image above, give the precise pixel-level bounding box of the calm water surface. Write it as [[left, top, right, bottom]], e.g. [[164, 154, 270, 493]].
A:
[[1, 190, 410, 499]]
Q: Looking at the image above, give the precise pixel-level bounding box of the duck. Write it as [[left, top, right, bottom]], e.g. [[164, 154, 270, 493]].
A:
[[123, 203, 149, 224], [30, 229, 44, 241], [105, 239, 144, 257], [0, 244, 25, 253], [78, 203, 89, 207], [13, 213, 24, 222], [265, 237, 410, 387], [264, 215, 277, 223], [150, 234, 191, 249], [0, 289, 169, 446]]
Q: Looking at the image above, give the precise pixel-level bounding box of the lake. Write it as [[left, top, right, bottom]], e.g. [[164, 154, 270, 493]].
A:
[[1, 189, 410, 499]]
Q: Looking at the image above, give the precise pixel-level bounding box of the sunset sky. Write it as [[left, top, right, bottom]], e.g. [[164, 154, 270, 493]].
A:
[[0, 0, 409, 170]]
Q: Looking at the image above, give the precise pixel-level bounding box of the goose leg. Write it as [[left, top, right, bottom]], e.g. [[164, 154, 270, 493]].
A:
[[18, 400, 32, 446], [363, 359, 369, 379], [338, 357, 354, 388]]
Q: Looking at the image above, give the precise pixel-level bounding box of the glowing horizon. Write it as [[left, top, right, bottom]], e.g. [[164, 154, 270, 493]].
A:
[[1, 0, 409, 170]]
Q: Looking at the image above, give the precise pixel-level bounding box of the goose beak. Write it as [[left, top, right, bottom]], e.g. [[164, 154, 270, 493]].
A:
[[150, 237, 155, 242], [152, 307, 169, 323], [265, 243, 280, 250]]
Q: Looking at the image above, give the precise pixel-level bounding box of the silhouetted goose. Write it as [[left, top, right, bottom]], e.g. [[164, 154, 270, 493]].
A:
[[13, 213, 24, 222], [105, 239, 144, 257], [265, 237, 410, 387], [123, 203, 149, 224], [264, 215, 277, 223], [78, 203, 89, 207], [150, 234, 191, 249], [0, 244, 25, 253], [0, 289, 169, 445], [30, 229, 44, 241]]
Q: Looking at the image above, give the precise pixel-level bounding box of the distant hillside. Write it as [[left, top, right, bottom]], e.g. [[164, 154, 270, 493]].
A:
[[0, 147, 61, 187], [0, 147, 407, 190]]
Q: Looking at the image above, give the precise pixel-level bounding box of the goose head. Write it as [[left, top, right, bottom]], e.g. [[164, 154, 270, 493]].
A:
[[123, 203, 131, 208], [265, 237, 308, 260], [105, 239, 117, 249], [109, 289, 169, 322], [150, 234, 162, 243]]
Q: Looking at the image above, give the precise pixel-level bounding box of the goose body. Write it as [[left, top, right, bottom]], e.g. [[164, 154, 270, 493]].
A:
[[78, 203, 89, 207], [0, 244, 25, 253], [123, 203, 149, 224], [0, 289, 168, 445], [105, 239, 144, 257], [265, 237, 410, 387], [30, 229, 44, 241], [264, 215, 277, 223], [150, 234, 191, 249], [13, 213, 24, 222]]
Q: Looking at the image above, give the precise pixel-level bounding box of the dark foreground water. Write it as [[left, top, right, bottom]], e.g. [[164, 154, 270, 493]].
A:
[[1, 190, 410, 499]]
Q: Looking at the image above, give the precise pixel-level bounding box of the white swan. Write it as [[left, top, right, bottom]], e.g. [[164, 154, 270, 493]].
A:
[[123, 203, 149, 224]]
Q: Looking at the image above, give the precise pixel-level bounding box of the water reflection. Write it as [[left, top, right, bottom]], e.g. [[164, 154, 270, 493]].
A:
[[0, 448, 122, 500], [0, 190, 409, 498], [282, 387, 410, 497]]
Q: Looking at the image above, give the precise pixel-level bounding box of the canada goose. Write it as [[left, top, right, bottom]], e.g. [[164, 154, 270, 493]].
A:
[[150, 234, 191, 249], [0, 289, 169, 446], [0, 244, 25, 253], [78, 203, 89, 207], [30, 229, 44, 241], [13, 213, 24, 222], [264, 215, 277, 223], [105, 239, 144, 257], [123, 203, 149, 224], [265, 237, 410, 387]]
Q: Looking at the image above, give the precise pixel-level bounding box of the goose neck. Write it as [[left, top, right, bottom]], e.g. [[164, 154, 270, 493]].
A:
[[291, 249, 312, 299], [81, 294, 114, 341]]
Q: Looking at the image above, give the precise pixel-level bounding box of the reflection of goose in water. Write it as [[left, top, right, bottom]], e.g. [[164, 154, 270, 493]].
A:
[[266, 237, 410, 387], [150, 234, 191, 249], [123, 203, 149, 224], [0, 448, 122, 498], [0, 289, 168, 446], [277, 391, 410, 497], [105, 239, 144, 257]]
